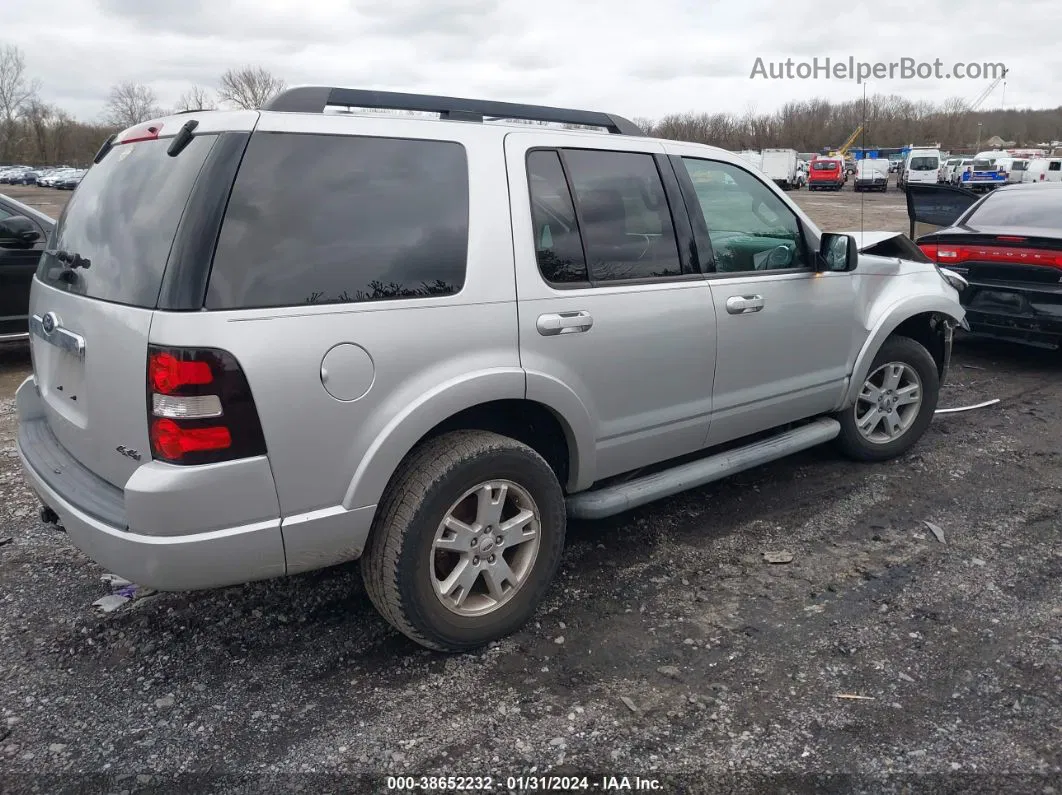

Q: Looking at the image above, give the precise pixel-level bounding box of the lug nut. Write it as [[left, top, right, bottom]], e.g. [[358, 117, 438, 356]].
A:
[[470, 538, 478, 547], [496, 536, 504, 545], [489, 555, 496, 563], [473, 556, 480, 566]]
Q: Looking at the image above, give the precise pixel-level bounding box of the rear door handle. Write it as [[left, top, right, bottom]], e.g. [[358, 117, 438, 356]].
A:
[[725, 295, 765, 314], [537, 311, 594, 336]]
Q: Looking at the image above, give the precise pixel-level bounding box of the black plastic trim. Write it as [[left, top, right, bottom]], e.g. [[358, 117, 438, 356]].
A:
[[655, 153, 700, 275], [262, 86, 644, 135], [668, 154, 716, 273], [157, 132, 252, 311]]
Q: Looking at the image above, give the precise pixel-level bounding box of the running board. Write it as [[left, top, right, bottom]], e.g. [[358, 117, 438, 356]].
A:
[[565, 417, 841, 520]]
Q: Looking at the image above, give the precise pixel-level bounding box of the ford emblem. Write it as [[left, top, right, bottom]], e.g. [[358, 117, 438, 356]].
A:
[[41, 312, 59, 335]]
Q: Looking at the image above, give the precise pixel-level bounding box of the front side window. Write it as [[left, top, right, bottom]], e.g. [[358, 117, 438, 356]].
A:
[[560, 149, 683, 282], [681, 158, 808, 274], [206, 133, 469, 309]]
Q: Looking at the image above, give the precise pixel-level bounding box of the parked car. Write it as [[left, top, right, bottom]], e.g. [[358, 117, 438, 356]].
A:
[[916, 183, 1062, 349], [853, 158, 889, 192], [959, 150, 1010, 192], [15, 88, 965, 652], [941, 157, 966, 184], [0, 193, 55, 341], [1022, 157, 1062, 183], [0, 167, 32, 184], [807, 156, 846, 190], [900, 149, 942, 189], [39, 168, 77, 188], [54, 169, 86, 190], [760, 148, 800, 190], [949, 158, 975, 186], [1007, 158, 1030, 184]]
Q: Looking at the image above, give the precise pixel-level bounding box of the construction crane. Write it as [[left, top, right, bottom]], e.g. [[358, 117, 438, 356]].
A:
[[966, 70, 1008, 113], [829, 125, 864, 158]]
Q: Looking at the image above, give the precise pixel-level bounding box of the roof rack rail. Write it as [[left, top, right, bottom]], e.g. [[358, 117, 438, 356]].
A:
[[260, 86, 644, 136]]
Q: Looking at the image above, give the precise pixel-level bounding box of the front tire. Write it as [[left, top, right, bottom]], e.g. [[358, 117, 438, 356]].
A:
[[834, 336, 939, 462], [362, 430, 566, 652]]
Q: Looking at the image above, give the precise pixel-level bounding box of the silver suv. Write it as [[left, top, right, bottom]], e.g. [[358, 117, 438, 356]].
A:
[[16, 87, 966, 651]]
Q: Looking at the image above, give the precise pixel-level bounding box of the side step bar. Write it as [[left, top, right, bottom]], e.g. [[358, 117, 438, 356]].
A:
[[565, 417, 841, 520]]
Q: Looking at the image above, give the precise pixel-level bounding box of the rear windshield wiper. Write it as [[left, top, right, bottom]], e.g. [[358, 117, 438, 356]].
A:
[[45, 248, 91, 278]]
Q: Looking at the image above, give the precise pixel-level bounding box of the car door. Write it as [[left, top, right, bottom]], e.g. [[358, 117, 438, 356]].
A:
[[670, 155, 861, 448], [505, 133, 717, 484], [0, 201, 46, 338]]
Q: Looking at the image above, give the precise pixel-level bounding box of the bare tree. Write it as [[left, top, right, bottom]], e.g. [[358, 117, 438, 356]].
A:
[[217, 66, 285, 110], [176, 85, 216, 112], [0, 44, 41, 161], [104, 81, 161, 128]]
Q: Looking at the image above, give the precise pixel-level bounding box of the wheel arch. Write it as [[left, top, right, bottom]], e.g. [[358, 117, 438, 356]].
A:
[[843, 299, 963, 408], [343, 374, 594, 511]]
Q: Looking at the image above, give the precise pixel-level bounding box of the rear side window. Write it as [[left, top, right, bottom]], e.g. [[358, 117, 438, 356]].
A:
[[526, 150, 588, 284], [206, 133, 468, 309], [561, 149, 682, 282], [1050, 161, 1061, 172], [36, 135, 219, 307]]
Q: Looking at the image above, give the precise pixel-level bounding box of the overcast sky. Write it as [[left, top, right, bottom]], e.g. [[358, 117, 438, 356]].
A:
[[8, 0, 1061, 122]]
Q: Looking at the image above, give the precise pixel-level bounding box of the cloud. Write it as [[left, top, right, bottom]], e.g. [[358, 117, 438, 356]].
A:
[[0, 0, 1055, 123]]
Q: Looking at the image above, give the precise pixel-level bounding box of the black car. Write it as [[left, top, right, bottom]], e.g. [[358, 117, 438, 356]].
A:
[[0, 194, 55, 341], [916, 183, 1062, 349]]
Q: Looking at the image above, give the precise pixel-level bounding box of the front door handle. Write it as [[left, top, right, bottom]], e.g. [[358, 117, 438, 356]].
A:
[[537, 311, 594, 336], [725, 295, 765, 315]]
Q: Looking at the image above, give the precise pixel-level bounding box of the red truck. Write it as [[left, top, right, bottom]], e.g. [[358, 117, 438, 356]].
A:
[[807, 157, 846, 191]]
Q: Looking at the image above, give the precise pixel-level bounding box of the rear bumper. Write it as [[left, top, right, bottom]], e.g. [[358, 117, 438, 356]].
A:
[[960, 282, 1062, 349], [15, 377, 287, 591]]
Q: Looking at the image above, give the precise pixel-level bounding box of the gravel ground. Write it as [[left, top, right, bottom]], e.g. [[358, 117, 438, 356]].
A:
[[1, 184, 1060, 794]]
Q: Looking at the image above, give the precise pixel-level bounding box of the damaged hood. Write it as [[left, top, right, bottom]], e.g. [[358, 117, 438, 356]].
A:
[[842, 230, 906, 251]]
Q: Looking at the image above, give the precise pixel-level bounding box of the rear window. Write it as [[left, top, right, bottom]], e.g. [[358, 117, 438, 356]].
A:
[[909, 156, 938, 171], [205, 132, 468, 309], [964, 189, 1062, 230], [812, 161, 837, 171], [36, 135, 219, 306]]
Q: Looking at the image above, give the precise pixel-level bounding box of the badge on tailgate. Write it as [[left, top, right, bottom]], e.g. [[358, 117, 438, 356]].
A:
[[30, 312, 85, 359]]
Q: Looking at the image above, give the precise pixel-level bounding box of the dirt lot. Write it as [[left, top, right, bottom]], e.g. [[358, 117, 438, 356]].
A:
[[0, 183, 1059, 794]]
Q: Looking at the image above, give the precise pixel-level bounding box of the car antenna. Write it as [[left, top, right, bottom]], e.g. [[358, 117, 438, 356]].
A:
[[860, 81, 867, 244]]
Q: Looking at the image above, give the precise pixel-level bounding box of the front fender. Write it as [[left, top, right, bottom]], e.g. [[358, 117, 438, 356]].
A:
[[843, 294, 965, 407]]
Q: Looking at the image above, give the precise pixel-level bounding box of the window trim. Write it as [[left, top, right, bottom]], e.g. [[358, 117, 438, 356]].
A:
[[675, 155, 816, 280], [524, 147, 592, 289], [524, 145, 700, 290]]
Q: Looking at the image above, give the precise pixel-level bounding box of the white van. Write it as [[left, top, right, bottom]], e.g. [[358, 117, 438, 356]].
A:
[[1022, 157, 1062, 183], [902, 148, 941, 188]]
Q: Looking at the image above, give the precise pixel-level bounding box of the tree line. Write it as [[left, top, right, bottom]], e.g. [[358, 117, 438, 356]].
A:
[[2, 42, 1061, 168], [0, 45, 285, 166], [637, 95, 1062, 153]]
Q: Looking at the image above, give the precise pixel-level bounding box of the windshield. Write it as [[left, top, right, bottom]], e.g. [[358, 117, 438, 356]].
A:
[[35, 134, 218, 307], [964, 189, 1062, 230], [909, 156, 939, 171]]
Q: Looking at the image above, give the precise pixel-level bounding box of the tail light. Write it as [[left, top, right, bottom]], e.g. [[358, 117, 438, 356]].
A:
[[919, 242, 1062, 269], [146, 346, 266, 465]]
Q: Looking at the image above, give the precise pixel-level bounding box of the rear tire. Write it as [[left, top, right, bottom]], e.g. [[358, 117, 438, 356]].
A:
[[834, 336, 939, 463], [362, 430, 566, 652]]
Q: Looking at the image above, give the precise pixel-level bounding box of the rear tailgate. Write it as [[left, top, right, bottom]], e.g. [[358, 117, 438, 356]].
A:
[[28, 111, 257, 490]]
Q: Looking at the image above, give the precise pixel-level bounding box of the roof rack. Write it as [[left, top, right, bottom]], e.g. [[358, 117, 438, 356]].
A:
[[260, 86, 644, 136]]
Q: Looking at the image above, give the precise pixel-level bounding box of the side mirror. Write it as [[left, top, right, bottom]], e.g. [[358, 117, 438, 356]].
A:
[[0, 215, 41, 248], [817, 232, 858, 272]]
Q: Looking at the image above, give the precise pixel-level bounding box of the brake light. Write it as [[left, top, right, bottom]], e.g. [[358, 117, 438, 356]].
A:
[[151, 419, 231, 459], [919, 242, 1062, 268], [149, 352, 213, 394], [121, 124, 162, 144], [146, 346, 267, 465]]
